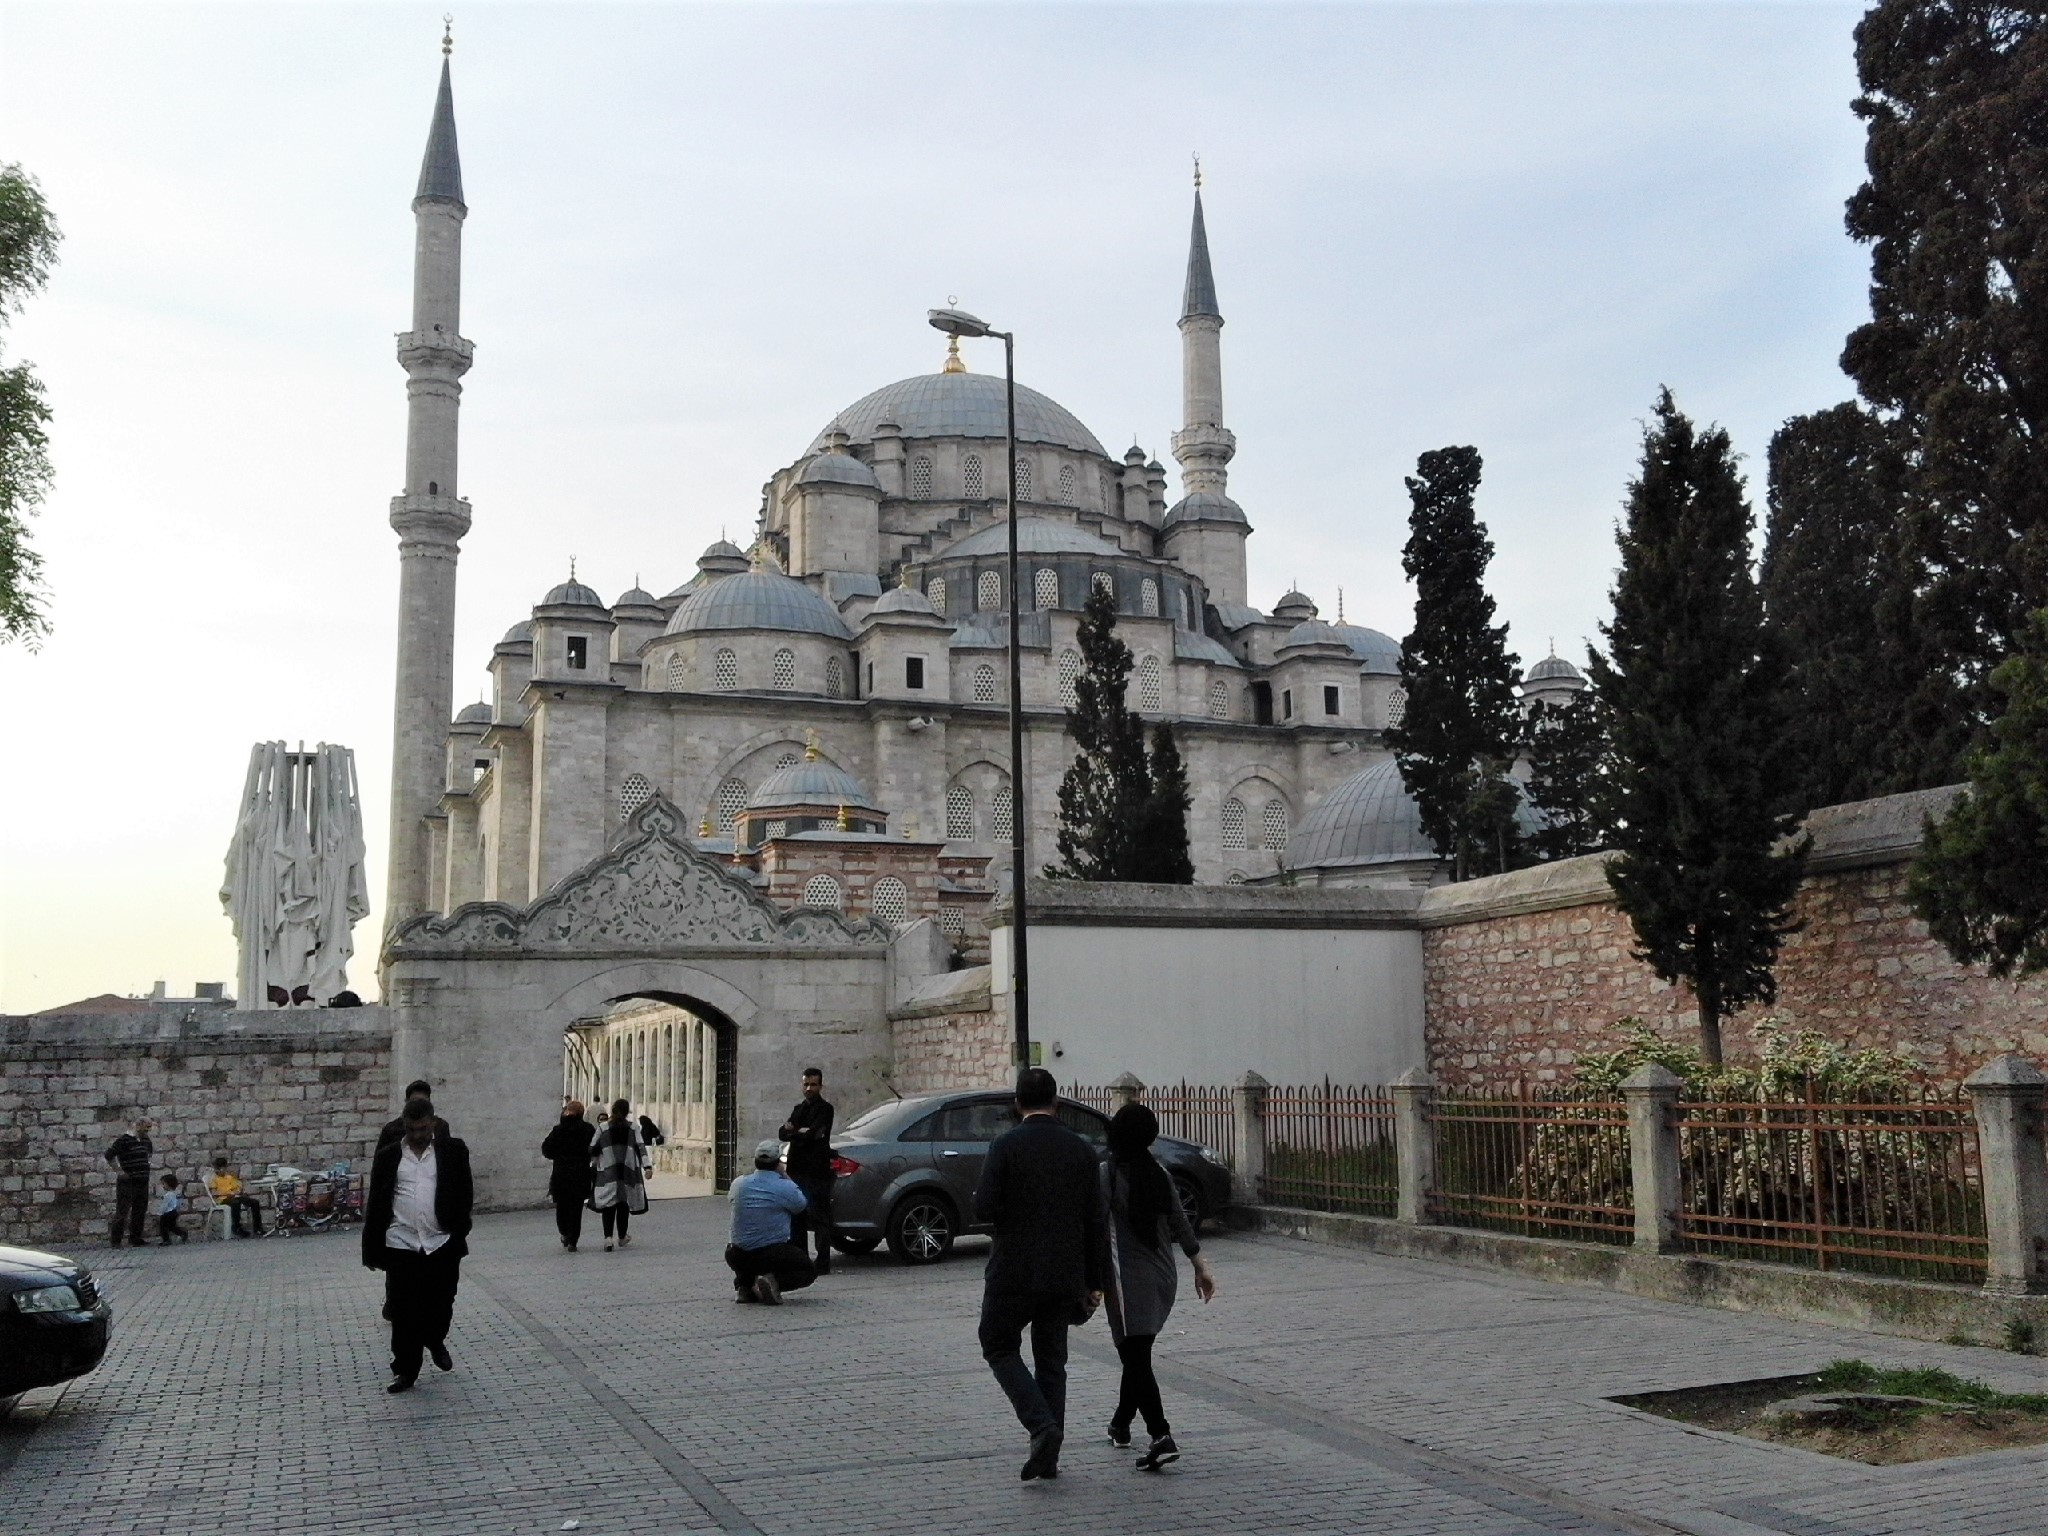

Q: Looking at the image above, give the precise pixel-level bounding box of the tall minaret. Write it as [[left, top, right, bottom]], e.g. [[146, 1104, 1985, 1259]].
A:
[[385, 26, 474, 931]]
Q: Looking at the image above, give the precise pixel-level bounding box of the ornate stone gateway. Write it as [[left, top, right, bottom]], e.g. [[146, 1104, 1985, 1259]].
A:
[[384, 798, 901, 1205]]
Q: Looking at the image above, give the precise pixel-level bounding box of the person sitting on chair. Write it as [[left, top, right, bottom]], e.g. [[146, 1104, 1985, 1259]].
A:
[[724, 1140, 815, 1306], [208, 1158, 265, 1237]]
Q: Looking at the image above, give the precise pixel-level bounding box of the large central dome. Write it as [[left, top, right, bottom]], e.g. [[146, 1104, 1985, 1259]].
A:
[[810, 371, 1107, 458]]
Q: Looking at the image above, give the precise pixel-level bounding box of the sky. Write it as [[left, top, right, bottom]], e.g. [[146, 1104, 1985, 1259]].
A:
[[0, 0, 1874, 1013]]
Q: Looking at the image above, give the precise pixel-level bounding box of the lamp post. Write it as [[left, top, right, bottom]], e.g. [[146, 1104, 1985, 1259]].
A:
[[927, 306, 1030, 1070]]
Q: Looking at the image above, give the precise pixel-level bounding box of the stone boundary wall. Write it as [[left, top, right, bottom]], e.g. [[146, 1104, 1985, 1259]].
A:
[[889, 1008, 1011, 1095], [1419, 787, 2048, 1086], [0, 1009, 392, 1248]]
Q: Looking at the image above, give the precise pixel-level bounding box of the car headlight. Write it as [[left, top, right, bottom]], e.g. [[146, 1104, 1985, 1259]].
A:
[[1197, 1145, 1224, 1165], [13, 1284, 82, 1314]]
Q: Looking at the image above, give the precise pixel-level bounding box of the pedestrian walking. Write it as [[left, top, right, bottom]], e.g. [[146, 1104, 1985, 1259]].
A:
[[778, 1066, 835, 1274], [972, 1068, 1111, 1483], [1102, 1102, 1216, 1471], [103, 1118, 155, 1248], [155, 1174, 189, 1246], [362, 1098, 473, 1394], [541, 1100, 597, 1251], [378, 1079, 450, 1150], [588, 1098, 648, 1251], [724, 1139, 815, 1304]]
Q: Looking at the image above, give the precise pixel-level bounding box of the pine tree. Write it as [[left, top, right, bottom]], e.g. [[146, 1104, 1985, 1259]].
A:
[[1385, 446, 1524, 880], [1841, 3, 2048, 731], [1133, 722, 1195, 884], [1590, 391, 1809, 1066], [1908, 608, 2048, 978], [0, 163, 60, 648], [1760, 402, 1966, 806], [1523, 689, 1612, 861], [1048, 584, 1152, 881]]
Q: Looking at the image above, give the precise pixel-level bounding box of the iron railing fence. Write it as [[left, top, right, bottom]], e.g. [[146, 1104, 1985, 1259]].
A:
[[1431, 1085, 1634, 1245], [1067, 1084, 1119, 1118], [1258, 1082, 1398, 1217], [1064, 1082, 1237, 1166], [1676, 1085, 1987, 1285]]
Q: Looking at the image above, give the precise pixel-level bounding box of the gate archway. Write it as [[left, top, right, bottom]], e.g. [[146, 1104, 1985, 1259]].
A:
[[564, 990, 742, 1189]]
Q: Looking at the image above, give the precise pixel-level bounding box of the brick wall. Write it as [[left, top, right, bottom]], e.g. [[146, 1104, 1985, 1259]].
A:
[[0, 1010, 392, 1249]]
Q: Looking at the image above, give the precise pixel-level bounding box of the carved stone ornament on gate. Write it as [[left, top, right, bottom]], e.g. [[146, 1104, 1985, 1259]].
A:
[[387, 796, 891, 952]]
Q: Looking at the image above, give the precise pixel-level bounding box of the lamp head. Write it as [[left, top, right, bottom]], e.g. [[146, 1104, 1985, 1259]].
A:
[[928, 306, 993, 339]]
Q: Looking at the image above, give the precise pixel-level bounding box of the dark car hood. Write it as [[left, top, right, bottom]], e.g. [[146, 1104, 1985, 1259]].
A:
[[0, 1245, 82, 1284]]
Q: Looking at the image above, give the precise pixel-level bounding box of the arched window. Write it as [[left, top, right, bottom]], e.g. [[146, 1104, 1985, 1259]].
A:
[[713, 649, 738, 691], [825, 654, 844, 698], [963, 455, 985, 499], [1091, 571, 1114, 600], [940, 906, 966, 936], [1222, 796, 1248, 850], [1385, 685, 1408, 728], [972, 662, 998, 704], [909, 456, 934, 498], [1261, 799, 1290, 851], [991, 783, 1013, 843], [665, 652, 687, 691], [1015, 457, 1032, 499], [619, 773, 653, 821], [946, 784, 976, 841], [977, 570, 1001, 611], [1057, 465, 1076, 504], [714, 778, 747, 833], [1225, 870, 1248, 886], [1057, 649, 1082, 707], [1208, 676, 1230, 719], [1034, 568, 1059, 610], [929, 576, 947, 614], [802, 874, 842, 909], [776, 751, 800, 771], [871, 877, 908, 926], [1140, 577, 1160, 617], [772, 648, 796, 690], [1183, 590, 1197, 628], [1137, 654, 1162, 712]]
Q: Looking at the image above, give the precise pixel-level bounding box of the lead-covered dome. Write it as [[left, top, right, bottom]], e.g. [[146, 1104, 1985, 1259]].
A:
[[1332, 623, 1402, 676], [665, 567, 853, 640], [1528, 655, 1585, 683], [540, 577, 605, 609], [810, 372, 1107, 458], [746, 758, 876, 811], [937, 517, 1121, 559], [1163, 491, 1248, 527], [798, 451, 881, 490], [1284, 759, 1436, 873]]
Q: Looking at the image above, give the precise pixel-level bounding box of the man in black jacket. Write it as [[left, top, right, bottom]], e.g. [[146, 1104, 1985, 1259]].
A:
[[361, 1099, 474, 1394], [376, 1080, 450, 1151], [103, 1118, 155, 1249], [972, 1068, 1110, 1483], [778, 1067, 835, 1276]]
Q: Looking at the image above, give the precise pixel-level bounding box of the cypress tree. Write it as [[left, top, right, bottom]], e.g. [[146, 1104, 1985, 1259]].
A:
[[1908, 608, 2048, 979], [1590, 391, 1809, 1066], [1385, 446, 1524, 880], [1, 163, 60, 648], [1048, 583, 1152, 881], [1134, 722, 1195, 884], [1523, 689, 1613, 861]]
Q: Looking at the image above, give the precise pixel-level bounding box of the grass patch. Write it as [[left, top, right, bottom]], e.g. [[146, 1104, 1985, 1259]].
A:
[[1816, 1359, 2048, 1412]]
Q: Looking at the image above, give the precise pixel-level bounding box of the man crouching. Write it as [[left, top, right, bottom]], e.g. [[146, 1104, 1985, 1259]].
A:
[[725, 1139, 815, 1305]]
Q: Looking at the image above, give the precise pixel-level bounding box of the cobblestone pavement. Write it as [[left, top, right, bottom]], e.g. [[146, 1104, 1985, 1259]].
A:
[[5, 1199, 2045, 1536]]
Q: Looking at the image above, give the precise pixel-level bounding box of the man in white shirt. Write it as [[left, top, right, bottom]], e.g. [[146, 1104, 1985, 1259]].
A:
[[362, 1098, 474, 1393]]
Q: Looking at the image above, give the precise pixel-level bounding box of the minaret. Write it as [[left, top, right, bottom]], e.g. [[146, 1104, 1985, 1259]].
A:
[[385, 26, 475, 931]]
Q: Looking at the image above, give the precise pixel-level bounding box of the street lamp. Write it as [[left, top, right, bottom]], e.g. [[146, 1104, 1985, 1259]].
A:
[[927, 305, 1030, 1070]]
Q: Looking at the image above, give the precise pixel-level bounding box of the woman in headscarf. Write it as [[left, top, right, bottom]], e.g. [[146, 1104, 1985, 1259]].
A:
[[1102, 1101, 1216, 1471], [541, 1099, 596, 1251], [587, 1098, 649, 1252]]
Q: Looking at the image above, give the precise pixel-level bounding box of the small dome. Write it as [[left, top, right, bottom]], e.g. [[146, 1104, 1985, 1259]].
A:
[[1285, 759, 1437, 872], [811, 371, 1108, 458], [936, 517, 1122, 560], [700, 539, 749, 568], [1281, 619, 1351, 651], [1528, 655, 1585, 683], [541, 577, 605, 610], [798, 452, 881, 490], [1272, 590, 1317, 623], [499, 619, 535, 645], [613, 586, 662, 611], [870, 582, 940, 618], [664, 567, 853, 639], [1332, 623, 1402, 676], [746, 757, 876, 811], [454, 701, 494, 726], [1162, 491, 1248, 528]]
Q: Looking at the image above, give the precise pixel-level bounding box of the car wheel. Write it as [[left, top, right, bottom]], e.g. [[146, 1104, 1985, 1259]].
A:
[[829, 1233, 881, 1255], [1172, 1173, 1206, 1234], [885, 1191, 956, 1264]]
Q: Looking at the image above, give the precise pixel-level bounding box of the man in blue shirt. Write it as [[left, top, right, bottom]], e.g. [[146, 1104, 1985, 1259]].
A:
[[725, 1139, 816, 1305]]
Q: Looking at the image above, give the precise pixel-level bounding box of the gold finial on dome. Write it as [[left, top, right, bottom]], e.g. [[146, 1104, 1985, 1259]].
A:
[[698, 816, 713, 839], [442, 13, 454, 55], [1193, 151, 1202, 189], [804, 729, 821, 762], [837, 802, 852, 831], [942, 334, 967, 375]]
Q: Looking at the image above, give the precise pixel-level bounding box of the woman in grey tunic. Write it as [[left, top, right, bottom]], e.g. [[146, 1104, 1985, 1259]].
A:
[[1103, 1103, 1217, 1470]]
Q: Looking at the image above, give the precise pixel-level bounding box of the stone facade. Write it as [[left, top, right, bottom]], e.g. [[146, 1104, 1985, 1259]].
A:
[[0, 1010, 391, 1248], [889, 1006, 1012, 1096]]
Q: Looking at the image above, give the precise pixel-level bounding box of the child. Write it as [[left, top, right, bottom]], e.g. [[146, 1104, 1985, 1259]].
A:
[[156, 1173, 188, 1246]]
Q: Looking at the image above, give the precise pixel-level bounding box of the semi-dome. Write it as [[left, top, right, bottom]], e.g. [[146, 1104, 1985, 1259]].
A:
[[540, 576, 605, 609], [937, 517, 1122, 560], [1280, 619, 1351, 651], [1284, 759, 1437, 873], [1332, 623, 1402, 676], [810, 371, 1108, 458], [665, 567, 853, 640], [798, 452, 881, 490], [1162, 491, 1248, 528], [746, 758, 876, 811], [454, 701, 494, 726], [1528, 654, 1585, 683]]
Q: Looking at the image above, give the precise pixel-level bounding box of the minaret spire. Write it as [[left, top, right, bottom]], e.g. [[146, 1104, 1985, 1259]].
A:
[[385, 33, 477, 931], [1172, 165, 1235, 499]]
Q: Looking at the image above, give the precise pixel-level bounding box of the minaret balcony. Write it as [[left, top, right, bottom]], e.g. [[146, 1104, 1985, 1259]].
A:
[[395, 329, 476, 374], [390, 493, 473, 543], [1171, 424, 1236, 463]]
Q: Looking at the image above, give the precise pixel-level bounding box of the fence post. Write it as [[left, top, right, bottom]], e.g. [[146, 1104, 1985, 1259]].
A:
[[1231, 1071, 1269, 1207], [1391, 1068, 1435, 1225], [1111, 1071, 1146, 1110], [1622, 1063, 1682, 1253], [1965, 1055, 2048, 1297]]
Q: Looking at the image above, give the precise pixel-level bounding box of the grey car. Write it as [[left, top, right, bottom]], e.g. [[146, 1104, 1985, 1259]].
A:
[[823, 1091, 1233, 1264]]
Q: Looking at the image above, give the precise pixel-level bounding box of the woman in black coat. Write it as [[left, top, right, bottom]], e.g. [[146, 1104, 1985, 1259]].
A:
[[541, 1101, 597, 1251]]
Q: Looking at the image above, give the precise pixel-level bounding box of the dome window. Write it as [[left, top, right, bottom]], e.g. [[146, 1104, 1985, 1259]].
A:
[[1222, 796, 1248, 851], [713, 778, 748, 833], [947, 785, 977, 841], [802, 875, 842, 910], [1057, 465, 1075, 504], [776, 751, 800, 771], [1183, 590, 1197, 629], [991, 782, 1013, 843], [1261, 799, 1290, 851], [1015, 457, 1033, 499], [565, 635, 589, 671], [1140, 578, 1160, 617], [665, 653, 687, 692], [1208, 677, 1230, 719], [1034, 569, 1059, 610], [826, 654, 844, 698], [1225, 871, 1247, 886], [963, 455, 985, 499], [1091, 571, 1114, 600], [619, 773, 654, 821], [905, 656, 926, 691], [1385, 685, 1408, 728], [1137, 655, 1162, 713], [929, 576, 947, 614], [977, 571, 1002, 611], [940, 906, 966, 936], [909, 456, 934, 499], [973, 662, 998, 704], [1323, 685, 1341, 717], [766, 819, 788, 841], [1057, 649, 1082, 707], [713, 649, 739, 691], [772, 648, 796, 691], [871, 877, 909, 927]]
